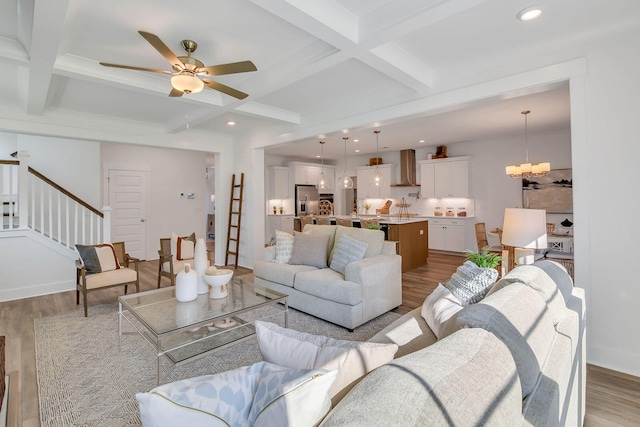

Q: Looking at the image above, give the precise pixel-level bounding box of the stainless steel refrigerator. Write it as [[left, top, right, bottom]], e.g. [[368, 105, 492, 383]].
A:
[[295, 185, 319, 216]]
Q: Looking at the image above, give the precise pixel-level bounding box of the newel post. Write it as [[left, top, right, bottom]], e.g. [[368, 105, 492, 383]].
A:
[[102, 206, 111, 243], [17, 151, 29, 229]]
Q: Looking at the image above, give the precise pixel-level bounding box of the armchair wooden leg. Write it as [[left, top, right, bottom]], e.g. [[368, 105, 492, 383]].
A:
[[157, 261, 162, 288], [82, 290, 88, 317], [76, 289, 79, 305], [124, 285, 128, 294]]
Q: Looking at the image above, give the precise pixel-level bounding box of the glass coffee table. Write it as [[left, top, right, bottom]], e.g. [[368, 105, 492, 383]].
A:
[[118, 277, 288, 383]]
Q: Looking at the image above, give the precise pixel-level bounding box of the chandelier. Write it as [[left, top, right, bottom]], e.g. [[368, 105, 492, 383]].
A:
[[506, 110, 550, 178], [373, 130, 383, 186]]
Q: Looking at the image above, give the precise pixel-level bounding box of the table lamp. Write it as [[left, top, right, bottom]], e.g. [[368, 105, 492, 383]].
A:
[[502, 208, 548, 269]]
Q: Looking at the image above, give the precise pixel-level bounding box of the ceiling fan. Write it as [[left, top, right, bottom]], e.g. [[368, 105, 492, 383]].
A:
[[100, 31, 257, 99]]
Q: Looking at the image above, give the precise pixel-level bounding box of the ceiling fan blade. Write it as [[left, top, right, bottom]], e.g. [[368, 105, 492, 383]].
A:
[[99, 62, 173, 74], [169, 88, 184, 97], [202, 78, 249, 100], [138, 30, 184, 69], [201, 61, 257, 76]]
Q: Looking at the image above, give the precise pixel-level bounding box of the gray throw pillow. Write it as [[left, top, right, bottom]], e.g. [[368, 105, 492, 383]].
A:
[[289, 233, 331, 268], [329, 234, 368, 275], [445, 260, 499, 306]]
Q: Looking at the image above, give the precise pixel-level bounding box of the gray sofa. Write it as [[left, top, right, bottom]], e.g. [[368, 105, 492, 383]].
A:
[[253, 224, 402, 330], [320, 260, 586, 426]]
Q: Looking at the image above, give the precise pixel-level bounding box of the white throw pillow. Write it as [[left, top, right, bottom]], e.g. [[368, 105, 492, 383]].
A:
[[329, 234, 368, 275], [136, 361, 337, 427], [255, 321, 398, 403], [444, 260, 499, 306], [95, 244, 119, 272], [176, 238, 194, 260], [274, 230, 295, 263], [421, 284, 465, 339]]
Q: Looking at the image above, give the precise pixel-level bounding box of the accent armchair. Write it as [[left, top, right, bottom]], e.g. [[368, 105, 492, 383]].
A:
[[75, 241, 139, 317]]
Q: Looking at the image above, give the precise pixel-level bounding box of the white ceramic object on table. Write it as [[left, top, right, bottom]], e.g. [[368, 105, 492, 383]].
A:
[[204, 269, 233, 299], [193, 237, 209, 294], [175, 264, 198, 302]]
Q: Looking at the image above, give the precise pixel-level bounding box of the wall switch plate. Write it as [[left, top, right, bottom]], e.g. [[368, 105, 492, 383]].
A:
[[187, 192, 195, 199]]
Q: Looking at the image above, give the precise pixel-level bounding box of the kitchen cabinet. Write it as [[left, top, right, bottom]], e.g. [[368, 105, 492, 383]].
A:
[[419, 156, 470, 198], [428, 218, 467, 252], [288, 162, 335, 192], [266, 214, 294, 244], [267, 166, 290, 200], [356, 164, 394, 199], [385, 219, 429, 272]]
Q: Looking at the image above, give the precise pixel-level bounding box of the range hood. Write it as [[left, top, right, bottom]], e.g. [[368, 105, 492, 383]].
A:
[[391, 149, 419, 187]]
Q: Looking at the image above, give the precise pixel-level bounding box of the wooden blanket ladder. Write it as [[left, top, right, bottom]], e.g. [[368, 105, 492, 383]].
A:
[[225, 173, 245, 268]]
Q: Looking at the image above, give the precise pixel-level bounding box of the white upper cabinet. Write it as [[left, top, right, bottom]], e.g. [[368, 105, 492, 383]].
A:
[[267, 166, 290, 200], [288, 162, 335, 192], [356, 164, 394, 199], [419, 156, 470, 198]]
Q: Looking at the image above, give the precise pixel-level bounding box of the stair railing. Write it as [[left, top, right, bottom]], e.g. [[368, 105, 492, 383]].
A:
[[1, 151, 110, 247]]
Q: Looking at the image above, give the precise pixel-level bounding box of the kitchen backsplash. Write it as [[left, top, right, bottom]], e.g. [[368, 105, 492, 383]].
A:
[[360, 187, 475, 217]]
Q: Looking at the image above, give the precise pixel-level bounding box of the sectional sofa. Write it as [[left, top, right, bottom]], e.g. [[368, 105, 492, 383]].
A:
[[321, 260, 586, 426]]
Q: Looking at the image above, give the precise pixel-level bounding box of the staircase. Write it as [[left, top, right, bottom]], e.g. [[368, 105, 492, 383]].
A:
[[0, 151, 111, 301]]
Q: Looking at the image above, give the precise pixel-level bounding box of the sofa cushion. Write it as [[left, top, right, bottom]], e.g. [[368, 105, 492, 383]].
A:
[[253, 260, 317, 288], [329, 234, 368, 275], [294, 269, 362, 305], [441, 283, 556, 399], [84, 267, 137, 290], [137, 361, 337, 427], [320, 328, 522, 427], [290, 232, 331, 268], [255, 321, 397, 404], [487, 264, 569, 325], [369, 307, 438, 358], [444, 260, 499, 306], [421, 283, 464, 338], [533, 260, 574, 304], [302, 224, 337, 257], [330, 226, 384, 262], [274, 230, 295, 263]]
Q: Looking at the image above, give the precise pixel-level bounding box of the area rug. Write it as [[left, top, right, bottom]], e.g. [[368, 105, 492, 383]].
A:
[[34, 304, 400, 427]]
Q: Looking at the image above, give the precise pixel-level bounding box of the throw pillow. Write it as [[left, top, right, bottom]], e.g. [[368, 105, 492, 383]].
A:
[[176, 237, 195, 260], [421, 283, 464, 338], [289, 232, 330, 268], [136, 361, 337, 427], [75, 244, 120, 274], [329, 234, 368, 275], [170, 232, 196, 261], [255, 321, 398, 404], [444, 260, 499, 306], [274, 230, 295, 264]]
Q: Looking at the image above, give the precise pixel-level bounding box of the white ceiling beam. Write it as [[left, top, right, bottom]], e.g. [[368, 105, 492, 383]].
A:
[[26, 0, 71, 115], [235, 102, 300, 124]]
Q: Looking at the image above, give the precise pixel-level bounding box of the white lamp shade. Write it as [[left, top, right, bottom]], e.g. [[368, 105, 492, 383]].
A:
[[502, 208, 548, 249]]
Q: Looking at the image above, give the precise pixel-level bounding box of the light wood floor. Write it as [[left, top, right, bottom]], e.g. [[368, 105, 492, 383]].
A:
[[1, 251, 638, 426]]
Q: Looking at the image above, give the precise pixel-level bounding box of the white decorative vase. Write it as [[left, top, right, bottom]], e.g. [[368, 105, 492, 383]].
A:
[[175, 264, 198, 302], [193, 238, 209, 294]]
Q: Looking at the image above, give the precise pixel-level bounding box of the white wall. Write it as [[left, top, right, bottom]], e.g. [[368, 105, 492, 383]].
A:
[[576, 27, 640, 376], [100, 143, 208, 260], [0, 132, 17, 159]]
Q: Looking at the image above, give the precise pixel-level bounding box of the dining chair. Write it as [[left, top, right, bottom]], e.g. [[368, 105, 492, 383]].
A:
[[315, 216, 332, 225], [336, 218, 353, 227], [300, 215, 315, 230], [474, 222, 502, 253]]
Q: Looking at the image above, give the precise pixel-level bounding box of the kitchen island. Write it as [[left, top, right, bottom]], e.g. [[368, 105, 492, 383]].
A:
[[293, 215, 429, 272]]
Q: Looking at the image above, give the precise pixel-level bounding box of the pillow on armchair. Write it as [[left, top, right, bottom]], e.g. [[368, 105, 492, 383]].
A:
[[75, 244, 121, 274], [170, 232, 196, 261]]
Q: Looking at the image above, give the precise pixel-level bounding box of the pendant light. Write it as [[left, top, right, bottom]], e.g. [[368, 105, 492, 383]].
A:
[[318, 141, 327, 190], [339, 137, 354, 189], [505, 110, 550, 178], [373, 130, 383, 187]]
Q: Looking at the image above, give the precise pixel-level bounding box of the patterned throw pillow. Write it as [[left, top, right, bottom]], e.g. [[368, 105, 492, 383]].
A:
[[136, 361, 337, 427], [176, 237, 195, 260], [329, 234, 368, 275], [444, 260, 499, 306], [274, 230, 295, 263], [171, 232, 196, 261], [75, 244, 120, 274]]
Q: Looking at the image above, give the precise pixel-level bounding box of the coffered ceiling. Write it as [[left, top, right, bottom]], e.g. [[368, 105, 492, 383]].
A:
[[1, 0, 639, 160]]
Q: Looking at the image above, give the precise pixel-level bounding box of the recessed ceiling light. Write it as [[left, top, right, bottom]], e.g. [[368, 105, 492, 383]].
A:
[[226, 120, 236, 125], [353, 139, 359, 142], [315, 155, 321, 158], [355, 150, 360, 153], [517, 6, 542, 21], [419, 140, 425, 143]]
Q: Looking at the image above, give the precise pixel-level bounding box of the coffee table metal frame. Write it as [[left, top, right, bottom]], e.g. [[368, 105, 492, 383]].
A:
[[118, 278, 288, 384]]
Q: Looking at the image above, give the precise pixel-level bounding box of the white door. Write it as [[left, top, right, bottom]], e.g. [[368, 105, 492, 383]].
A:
[[108, 169, 148, 259]]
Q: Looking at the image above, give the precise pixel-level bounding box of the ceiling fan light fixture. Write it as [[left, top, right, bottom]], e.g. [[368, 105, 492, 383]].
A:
[[171, 73, 204, 94]]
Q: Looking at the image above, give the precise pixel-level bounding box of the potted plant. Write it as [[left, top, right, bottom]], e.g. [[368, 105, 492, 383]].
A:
[[364, 202, 372, 213], [272, 206, 277, 214], [367, 222, 380, 230], [464, 248, 502, 269], [278, 206, 284, 214]]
